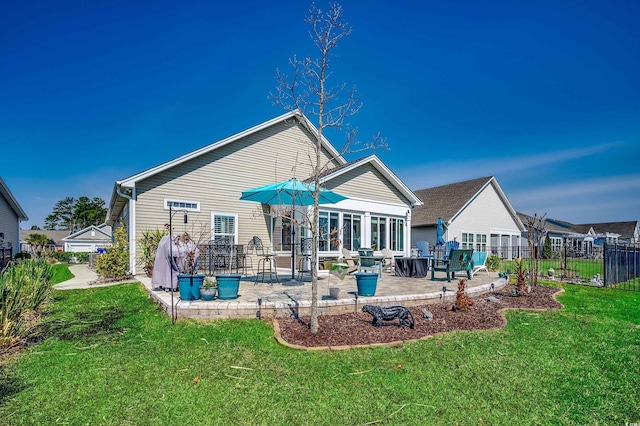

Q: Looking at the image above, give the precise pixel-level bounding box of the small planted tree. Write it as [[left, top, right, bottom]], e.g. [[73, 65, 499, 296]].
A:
[[542, 234, 552, 259], [513, 257, 529, 295], [525, 213, 547, 287], [271, 3, 386, 333]]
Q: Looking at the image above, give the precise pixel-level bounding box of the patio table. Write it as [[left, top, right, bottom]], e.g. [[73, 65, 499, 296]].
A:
[[394, 257, 430, 278]]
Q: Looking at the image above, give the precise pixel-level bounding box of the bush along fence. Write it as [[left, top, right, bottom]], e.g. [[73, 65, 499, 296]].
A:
[[487, 243, 639, 291], [604, 243, 640, 291]]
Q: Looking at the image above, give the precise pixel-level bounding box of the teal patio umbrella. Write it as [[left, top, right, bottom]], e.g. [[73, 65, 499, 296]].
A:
[[436, 217, 446, 247], [240, 178, 348, 283]]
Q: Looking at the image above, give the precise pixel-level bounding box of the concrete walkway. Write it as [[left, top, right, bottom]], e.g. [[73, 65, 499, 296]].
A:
[[54, 264, 507, 320], [53, 264, 138, 290]]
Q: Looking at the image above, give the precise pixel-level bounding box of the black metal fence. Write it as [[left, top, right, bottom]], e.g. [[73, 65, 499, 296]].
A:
[[487, 243, 640, 291], [488, 245, 605, 285], [604, 243, 640, 291], [0, 247, 13, 271]]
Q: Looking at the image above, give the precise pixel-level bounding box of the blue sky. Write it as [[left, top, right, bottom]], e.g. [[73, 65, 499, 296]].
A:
[[1, 0, 639, 228]]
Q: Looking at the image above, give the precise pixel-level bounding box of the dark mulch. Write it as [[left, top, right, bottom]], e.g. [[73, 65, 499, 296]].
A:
[[276, 285, 563, 348]]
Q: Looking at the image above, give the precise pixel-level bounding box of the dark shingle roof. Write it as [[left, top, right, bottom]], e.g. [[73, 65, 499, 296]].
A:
[[412, 176, 493, 226], [574, 221, 638, 239], [517, 213, 638, 240]]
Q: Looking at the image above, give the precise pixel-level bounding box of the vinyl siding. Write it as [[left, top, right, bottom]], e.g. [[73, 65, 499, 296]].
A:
[[133, 120, 339, 250], [0, 194, 19, 252], [326, 163, 410, 205], [447, 183, 521, 240]]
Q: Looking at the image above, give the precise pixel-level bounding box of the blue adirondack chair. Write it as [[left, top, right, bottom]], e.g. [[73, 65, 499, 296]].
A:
[[416, 241, 430, 258], [444, 240, 460, 259]]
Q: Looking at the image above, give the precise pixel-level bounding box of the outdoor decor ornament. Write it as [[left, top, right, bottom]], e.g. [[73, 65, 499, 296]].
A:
[[362, 305, 415, 328]]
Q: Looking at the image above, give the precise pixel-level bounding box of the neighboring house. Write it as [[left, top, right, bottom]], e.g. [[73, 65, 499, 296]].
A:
[[411, 176, 525, 258], [106, 110, 422, 274], [62, 223, 113, 252], [518, 212, 639, 256], [0, 177, 29, 261], [20, 229, 70, 253]]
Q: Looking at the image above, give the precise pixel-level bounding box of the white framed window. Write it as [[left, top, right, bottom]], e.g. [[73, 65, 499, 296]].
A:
[[390, 218, 405, 251], [342, 213, 362, 251], [211, 213, 237, 244], [462, 232, 487, 251], [461, 232, 474, 249], [164, 198, 200, 212], [319, 211, 339, 252], [475, 234, 487, 252], [371, 216, 387, 251]]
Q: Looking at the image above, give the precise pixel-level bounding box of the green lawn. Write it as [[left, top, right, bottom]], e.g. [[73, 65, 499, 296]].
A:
[[498, 258, 604, 282], [1, 282, 639, 425], [51, 263, 74, 284]]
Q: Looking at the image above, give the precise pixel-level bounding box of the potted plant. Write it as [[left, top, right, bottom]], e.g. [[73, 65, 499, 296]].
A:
[[200, 277, 217, 301], [175, 232, 205, 301], [139, 228, 168, 278], [354, 272, 378, 296]]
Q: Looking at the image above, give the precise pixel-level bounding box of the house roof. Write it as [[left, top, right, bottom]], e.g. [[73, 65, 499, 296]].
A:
[[20, 229, 70, 245], [107, 110, 347, 224], [517, 213, 638, 240], [411, 176, 522, 228], [315, 155, 422, 207], [0, 177, 28, 221], [573, 221, 638, 239], [61, 223, 112, 241]]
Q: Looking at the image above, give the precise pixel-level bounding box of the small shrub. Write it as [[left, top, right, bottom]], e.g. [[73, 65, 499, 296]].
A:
[[95, 226, 130, 280], [53, 252, 91, 263], [13, 252, 31, 261], [0, 259, 53, 350], [486, 254, 501, 272]]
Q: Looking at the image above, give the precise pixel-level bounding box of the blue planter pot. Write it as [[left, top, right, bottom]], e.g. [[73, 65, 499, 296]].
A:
[[215, 274, 241, 300], [355, 272, 378, 297], [178, 274, 204, 301]]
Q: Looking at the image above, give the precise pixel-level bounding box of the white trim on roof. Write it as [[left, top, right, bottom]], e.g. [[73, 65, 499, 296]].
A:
[[0, 177, 28, 221], [61, 224, 112, 241]]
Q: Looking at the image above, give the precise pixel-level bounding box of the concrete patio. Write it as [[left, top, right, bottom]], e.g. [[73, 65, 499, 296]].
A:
[[136, 268, 507, 320]]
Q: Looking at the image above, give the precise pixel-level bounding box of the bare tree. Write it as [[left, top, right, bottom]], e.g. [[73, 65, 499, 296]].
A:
[[271, 3, 386, 333], [525, 213, 547, 287]]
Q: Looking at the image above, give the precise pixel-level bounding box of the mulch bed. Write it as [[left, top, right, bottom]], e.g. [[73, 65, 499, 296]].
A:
[[275, 284, 563, 348]]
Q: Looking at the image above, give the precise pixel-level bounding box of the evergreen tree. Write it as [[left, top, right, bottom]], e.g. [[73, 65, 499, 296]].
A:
[[542, 233, 553, 259]]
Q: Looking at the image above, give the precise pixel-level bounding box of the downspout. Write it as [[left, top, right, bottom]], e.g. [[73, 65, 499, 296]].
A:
[[114, 184, 136, 275]]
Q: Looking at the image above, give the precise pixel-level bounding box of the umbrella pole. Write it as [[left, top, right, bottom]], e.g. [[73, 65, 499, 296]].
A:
[[291, 226, 296, 281]]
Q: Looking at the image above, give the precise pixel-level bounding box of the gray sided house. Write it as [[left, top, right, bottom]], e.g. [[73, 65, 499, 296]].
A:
[[62, 223, 113, 252], [0, 177, 28, 259], [411, 176, 525, 258], [518, 213, 639, 256], [20, 229, 70, 253], [106, 111, 422, 274]]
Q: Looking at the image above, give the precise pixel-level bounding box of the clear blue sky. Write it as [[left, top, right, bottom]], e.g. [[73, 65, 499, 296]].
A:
[[2, 0, 639, 229]]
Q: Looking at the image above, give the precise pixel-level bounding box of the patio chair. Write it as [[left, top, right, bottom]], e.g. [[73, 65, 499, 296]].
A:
[[340, 248, 360, 274], [471, 251, 488, 277], [380, 248, 394, 273], [444, 240, 460, 259], [248, 236, 279, 284], [357, 247, 380, 275], [431, 248, 473, 282], [416, 241, 430, 258]]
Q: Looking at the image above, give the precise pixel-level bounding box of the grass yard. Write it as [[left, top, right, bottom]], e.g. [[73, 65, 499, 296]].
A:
[[51, 263, 74, 284], [0, 282, 639, 425]]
